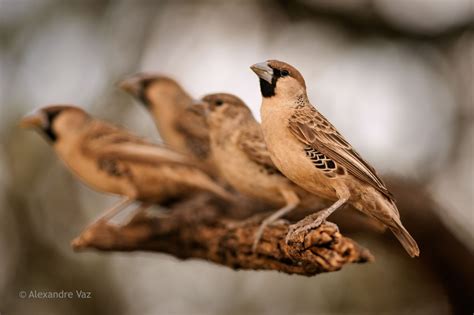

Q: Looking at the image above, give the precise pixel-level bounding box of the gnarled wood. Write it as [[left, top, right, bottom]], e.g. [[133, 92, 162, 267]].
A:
[[71, 196, 373, 276]]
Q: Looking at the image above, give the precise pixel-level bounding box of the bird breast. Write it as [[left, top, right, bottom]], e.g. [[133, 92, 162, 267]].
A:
[[211, 132, 288, 206], [54, 140, 132, 196], [260, 104, 338, 201]]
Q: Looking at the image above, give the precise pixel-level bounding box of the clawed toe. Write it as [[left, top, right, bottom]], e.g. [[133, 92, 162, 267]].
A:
[[252, 217, 280, 252], [285, 227, 295, 244], [252, 225, 265, 252], [285, 217, 326, 244], [296, 217, 324, 233], [251, 203, 298, 252]]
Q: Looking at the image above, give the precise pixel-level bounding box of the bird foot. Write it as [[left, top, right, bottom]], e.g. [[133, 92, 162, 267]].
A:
[[252, 217, 285, 252], [285, 211, 329, 244]]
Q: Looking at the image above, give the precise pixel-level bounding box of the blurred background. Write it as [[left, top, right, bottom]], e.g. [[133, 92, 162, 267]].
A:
[[0, 0, 472, 314]]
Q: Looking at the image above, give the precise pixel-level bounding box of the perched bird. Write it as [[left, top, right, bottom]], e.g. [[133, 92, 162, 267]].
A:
[[251, 60, 419, 257], [20, 105, 233, 225], [118, 74, 216, 175], [197, 93, 328, 251]]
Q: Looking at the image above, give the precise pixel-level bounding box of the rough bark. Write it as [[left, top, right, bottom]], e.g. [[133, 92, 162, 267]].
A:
[[71, 196, 373, 276]]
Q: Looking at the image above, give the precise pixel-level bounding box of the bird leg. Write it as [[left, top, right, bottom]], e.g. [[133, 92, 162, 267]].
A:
[[286, 196, 348, 244], [119, 202, 152, 226], [88, 197, 134, 227], [252, 189, 300, 252]]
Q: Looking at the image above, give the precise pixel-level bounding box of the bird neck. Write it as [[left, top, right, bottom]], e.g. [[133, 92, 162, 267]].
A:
[[210, 112, 253, 144], [261, 90, 308, 117], [52, 129, 83, 162]]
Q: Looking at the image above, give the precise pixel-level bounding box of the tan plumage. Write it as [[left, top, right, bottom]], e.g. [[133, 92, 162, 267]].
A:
[[238, 127, 279, 171], [288, 105, 394, 200], [251, 60, 419, 257], [199, 93, 328, 251], [20, 105, 233, 224], [119, 74, 216, 175]]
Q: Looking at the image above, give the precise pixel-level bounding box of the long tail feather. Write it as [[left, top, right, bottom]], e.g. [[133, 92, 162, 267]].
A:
[[372, 199, 420, 257], [389, 221, 420, 257]]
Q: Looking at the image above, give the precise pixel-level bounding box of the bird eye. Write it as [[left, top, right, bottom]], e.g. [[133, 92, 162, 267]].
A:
[[281, 70, 289, 77], [215, 100, 224, 106]]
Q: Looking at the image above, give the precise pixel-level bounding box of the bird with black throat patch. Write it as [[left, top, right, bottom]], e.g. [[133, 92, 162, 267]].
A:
[[118, 73, 217, 176], [20, 105, 234, 227], [196, 93, 329, 251], [250, 60, 419, 257]]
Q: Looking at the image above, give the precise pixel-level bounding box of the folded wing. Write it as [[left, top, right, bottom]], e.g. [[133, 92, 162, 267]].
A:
[[288, 105, 393, 200]]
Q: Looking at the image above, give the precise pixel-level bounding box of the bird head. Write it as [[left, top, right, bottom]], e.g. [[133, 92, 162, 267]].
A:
[[250, 60, 306, 99], [196, 93, 252, 128], [20, 105, 89, 143], [118, 73, 183, 109]]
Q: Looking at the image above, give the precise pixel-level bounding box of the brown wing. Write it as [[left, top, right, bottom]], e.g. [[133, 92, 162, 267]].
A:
[[288, 105, 393, 200], [81, 120, 198, 168], [237, 123, 281, 174], [174, 107, 211, 160]]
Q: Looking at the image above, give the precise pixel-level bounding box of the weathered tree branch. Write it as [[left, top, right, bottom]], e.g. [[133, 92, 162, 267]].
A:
[[71, 197, 373, 276]]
